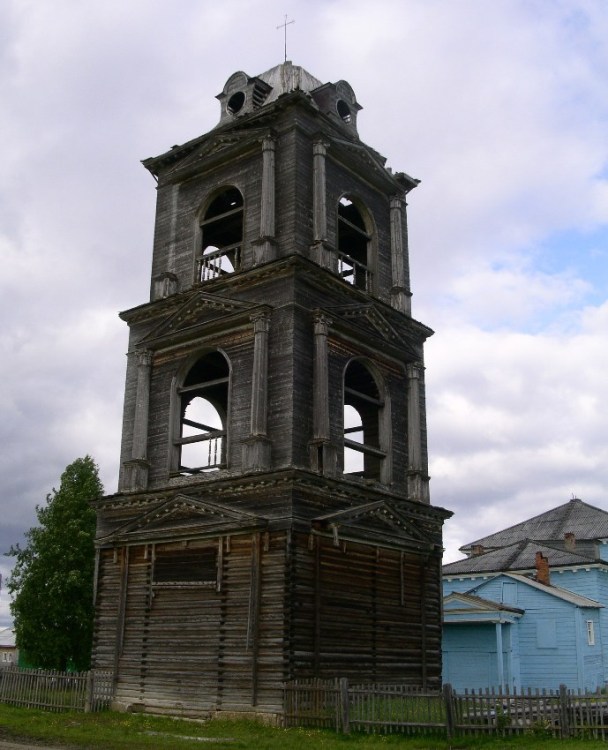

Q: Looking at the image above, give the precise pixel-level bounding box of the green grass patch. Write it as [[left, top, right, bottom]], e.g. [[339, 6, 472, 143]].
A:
[[0, 705, 606, 749], [349, 694, 446, 724]]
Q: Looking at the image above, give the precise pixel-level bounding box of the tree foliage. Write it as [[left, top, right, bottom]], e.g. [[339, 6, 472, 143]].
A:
[[7, 456, 103, 671]]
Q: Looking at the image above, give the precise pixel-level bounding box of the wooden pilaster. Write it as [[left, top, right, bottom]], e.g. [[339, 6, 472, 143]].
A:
[[242, 311, 271, 470]]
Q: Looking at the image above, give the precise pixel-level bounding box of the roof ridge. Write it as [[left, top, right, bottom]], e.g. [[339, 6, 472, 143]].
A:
[[462, 500, 573, 550], [461, 498, 608, 552], [561, 498, 581, 529], [535, 538, 594, 561], [501, 539, 530, 569]]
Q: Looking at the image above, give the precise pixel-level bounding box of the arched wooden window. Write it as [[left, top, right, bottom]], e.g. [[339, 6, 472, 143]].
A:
[[197, 187, 243, 281], [337, 195, 372, 291], [174, 351, 229, 474], [343, 360, 385, 480]]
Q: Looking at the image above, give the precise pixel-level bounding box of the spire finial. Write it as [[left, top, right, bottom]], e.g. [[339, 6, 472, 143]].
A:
[[276, 14, 295, 63]]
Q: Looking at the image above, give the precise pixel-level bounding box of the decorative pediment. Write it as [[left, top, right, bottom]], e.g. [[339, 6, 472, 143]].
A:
[[98, 494, 268, 544], [139, 291, 261, 347], [329, 136, 387, 171], [312, 500, 438, 549], [332, 303, 400, 340], [164, 127, 272, 179], [325, 303, 424, 358]]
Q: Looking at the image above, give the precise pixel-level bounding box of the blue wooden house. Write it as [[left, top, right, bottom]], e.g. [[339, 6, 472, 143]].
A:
[[443, 498, 608, 691]]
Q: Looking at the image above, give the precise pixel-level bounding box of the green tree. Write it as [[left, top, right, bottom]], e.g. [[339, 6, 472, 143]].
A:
[[7, 456, 103, 671]]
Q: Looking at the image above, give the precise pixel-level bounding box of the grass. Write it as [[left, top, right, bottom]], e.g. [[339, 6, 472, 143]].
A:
[[0, 706, 606, 749], [349, 694, 446, 724]]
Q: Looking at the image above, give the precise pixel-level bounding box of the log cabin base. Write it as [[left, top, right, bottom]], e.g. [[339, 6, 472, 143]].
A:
[[92, 474, 448, 717]]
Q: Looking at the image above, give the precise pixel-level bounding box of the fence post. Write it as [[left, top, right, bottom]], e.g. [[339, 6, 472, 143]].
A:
[[443, 683, 455, 739], [558, 684, 570, 739], [339, 677, 350, 734], [84, 670, 93, 713]]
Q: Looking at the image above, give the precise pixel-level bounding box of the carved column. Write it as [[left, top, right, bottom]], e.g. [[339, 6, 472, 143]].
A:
[[253, 136, 277, 265], [261, 137, 276, 239], [250, 311, 270, 436], [242, 311, 272, 470], [313, 140, 327, 243], [310, 139, 333, 270], [407, 362, 429, 502], [407, 363, 421, 471], [312, 313, 330, 440], [390, 196, 405, 311], [122, 349, 152, 491], [390, 195, 411, 315], [152, 184, 179, 300], [309, 311, 336, 475]]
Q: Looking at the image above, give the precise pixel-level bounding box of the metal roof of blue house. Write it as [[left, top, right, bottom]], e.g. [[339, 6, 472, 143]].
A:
[[461, 498, 608, 555], [443, 538, 594, 576]]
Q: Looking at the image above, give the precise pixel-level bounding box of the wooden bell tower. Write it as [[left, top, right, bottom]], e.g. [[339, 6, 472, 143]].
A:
[[92, 61, 452, 717]]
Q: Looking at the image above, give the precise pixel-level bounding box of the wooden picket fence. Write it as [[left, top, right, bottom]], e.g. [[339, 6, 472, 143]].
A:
[[0, 667, 113, 712], [284, 679, 608, 740]]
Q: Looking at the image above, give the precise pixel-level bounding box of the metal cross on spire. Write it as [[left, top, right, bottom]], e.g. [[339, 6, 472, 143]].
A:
[[276, 15, 295, 63]]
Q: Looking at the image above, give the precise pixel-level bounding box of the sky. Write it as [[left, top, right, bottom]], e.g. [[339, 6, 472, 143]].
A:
[[1, 0, 607, 627]]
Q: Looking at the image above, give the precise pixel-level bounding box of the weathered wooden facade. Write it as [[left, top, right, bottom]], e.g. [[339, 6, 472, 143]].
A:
[[92, 61, 451, 717]]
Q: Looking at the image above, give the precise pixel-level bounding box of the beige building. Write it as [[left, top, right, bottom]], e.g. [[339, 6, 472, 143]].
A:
[[0, 627, 17, 666]]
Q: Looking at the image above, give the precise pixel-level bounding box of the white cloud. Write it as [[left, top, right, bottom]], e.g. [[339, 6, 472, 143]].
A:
[[428, 299, 608, 560]]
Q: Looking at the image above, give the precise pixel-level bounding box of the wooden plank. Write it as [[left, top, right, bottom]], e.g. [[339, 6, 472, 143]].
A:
[[114, 546, 129, 676]]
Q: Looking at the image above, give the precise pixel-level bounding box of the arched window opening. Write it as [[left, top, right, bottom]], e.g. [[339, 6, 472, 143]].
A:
[[343, 360, 385, 480], [227, 91, 245, 115], [337, 196, 371, 291], [343, 404, 364, 474], [175, 351, 229, 474], [336, 99, 352, 124], [198, 187, 243, 282]]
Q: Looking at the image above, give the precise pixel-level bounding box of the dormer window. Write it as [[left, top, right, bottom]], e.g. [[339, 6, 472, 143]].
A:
[[227, 91, 245, 115], [337, 196, 372, 291], [173, 351, 230, 474], [197, 188, 243, 282], [336, 100, 352, 124], [343, 360, 386, 481]]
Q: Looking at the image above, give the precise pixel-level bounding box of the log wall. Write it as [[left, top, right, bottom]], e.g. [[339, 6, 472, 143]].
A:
[[93, 526, 443, 716], [289, 532, 443, 689], [93, 532, 288, 715]]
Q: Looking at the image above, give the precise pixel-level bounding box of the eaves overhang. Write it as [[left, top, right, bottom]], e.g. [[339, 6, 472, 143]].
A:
[[326, 135, 419, 195], [94, 467, 452, 527], [443, 592, 524, 625], [142, 89, 414, 192], [141, 91, 314, 178]]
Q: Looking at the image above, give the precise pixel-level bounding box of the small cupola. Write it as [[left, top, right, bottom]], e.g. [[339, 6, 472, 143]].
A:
[[216, 71, 272, 123], [310, 79, 362, 135], [216, 63, 361, 134]]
